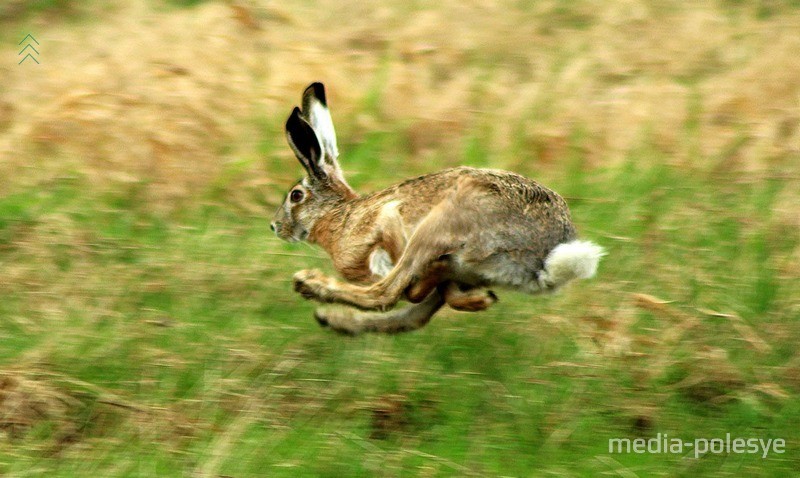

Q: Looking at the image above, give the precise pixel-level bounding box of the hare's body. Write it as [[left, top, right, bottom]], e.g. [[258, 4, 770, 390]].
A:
[[309, 167, 576, 292], [272, 83, 603, 334]]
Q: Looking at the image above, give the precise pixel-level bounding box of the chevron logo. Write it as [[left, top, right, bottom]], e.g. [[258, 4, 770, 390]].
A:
[[18, 34, 40, 65]]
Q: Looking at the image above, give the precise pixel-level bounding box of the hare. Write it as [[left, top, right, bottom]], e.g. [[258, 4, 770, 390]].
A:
[[271, 82, 604, 335]]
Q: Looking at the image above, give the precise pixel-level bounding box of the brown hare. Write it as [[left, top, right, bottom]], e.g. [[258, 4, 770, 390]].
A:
[[271, 82, 604, 335]]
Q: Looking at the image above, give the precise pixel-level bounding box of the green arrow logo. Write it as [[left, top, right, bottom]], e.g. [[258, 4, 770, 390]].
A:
[[18, 34, 40, 65]]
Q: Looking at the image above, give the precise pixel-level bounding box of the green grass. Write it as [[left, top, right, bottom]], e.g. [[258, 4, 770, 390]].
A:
[[0, 138, 797, 476]]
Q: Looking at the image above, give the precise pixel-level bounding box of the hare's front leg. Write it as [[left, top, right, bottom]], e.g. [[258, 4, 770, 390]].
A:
[[292, 269, 338, 301]]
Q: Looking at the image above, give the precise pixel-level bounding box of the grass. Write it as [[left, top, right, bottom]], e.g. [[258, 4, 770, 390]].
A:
[[1, 0, 799, 476], [0, 143, 797, 477]]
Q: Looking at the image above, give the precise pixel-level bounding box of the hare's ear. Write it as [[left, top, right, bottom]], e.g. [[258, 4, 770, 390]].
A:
[[301, 83, 344, 180], [302, 83, 338, 159], [286, 107, 326, 181]]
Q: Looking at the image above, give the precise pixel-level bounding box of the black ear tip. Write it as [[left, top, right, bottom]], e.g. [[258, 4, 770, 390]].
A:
[[286, 106, 302, 127], [305, 82, 327, 106]]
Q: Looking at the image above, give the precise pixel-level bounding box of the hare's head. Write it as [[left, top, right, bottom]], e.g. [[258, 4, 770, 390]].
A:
[[272, 83, 355, 242]]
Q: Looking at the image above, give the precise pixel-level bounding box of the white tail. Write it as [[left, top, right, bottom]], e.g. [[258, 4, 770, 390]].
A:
[[539, 240, 605, 289]]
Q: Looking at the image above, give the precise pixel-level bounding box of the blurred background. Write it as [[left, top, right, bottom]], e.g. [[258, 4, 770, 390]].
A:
[[0, 0, 798, 476]]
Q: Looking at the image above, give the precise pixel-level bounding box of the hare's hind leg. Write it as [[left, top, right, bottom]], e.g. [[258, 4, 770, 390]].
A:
[[444, 283, 498, 312], [294, 183, 479, 310], [314, 289, 445, 335], [407, 265, 497, 311]]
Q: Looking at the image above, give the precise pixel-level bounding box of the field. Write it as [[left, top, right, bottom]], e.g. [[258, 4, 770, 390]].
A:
[[1, 0, 799, 476]]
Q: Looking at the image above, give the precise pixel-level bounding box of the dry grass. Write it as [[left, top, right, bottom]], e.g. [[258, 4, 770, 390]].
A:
[[0, 370, 75, 438], [1, 1, 798, 203]]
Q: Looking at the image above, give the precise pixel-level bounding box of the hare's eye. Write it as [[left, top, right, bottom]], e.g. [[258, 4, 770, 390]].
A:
[[290, 189, 305, 203]]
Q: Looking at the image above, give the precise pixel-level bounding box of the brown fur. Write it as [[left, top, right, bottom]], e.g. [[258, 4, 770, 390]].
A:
[[292, 173, 573, 310]]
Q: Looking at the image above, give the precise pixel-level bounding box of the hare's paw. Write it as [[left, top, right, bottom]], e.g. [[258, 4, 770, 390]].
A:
[[293, 269, 332, 302], [313, 307, 363, 336], [445, 287, 498, 312]]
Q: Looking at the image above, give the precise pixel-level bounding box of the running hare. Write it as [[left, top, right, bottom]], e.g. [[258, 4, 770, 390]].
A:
[[271, 82, 604, 335]]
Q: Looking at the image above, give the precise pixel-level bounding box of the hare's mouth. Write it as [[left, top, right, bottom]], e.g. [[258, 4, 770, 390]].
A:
[[289, 228, 309, 243]]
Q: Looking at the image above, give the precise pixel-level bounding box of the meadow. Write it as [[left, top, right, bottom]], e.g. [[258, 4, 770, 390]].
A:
[[0, 0, 798, 476]]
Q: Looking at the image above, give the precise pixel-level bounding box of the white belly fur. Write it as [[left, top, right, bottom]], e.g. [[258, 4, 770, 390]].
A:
[[368, 248, 394, 277]]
